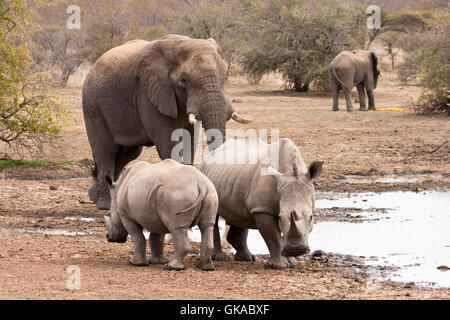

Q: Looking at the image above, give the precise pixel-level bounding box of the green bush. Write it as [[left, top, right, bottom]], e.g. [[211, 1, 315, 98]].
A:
[[0, 0, 62, 151]]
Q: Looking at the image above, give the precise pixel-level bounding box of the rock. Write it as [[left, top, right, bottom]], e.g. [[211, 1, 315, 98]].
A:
[[403, 282, 415, 288], [437, 265, 450, 271], [49, 185, 57, 190], [232, 98, 244, 103]]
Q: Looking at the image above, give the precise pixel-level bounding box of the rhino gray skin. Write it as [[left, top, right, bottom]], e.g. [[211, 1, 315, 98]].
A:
[[200, 138, 323, 269], [104, 160, 218, 271]]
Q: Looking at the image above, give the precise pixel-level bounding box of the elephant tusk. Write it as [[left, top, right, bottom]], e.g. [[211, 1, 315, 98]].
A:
[[188, 113, 197, 124], [231, 112, 252, 124]]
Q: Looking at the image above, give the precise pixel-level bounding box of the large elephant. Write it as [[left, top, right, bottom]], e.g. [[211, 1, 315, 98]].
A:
[[82, 34, 250, 209], [329, 50, 381, 111]]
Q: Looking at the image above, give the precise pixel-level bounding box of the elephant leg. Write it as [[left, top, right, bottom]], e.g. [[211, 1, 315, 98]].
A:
[[343, 87, 354, 111], [149, 233, 169, 264], [357, 84, 367, 111], [114, 146, 143, 180], [165, 227, 190, 271], [226, 225, 256, 261], [85, 113, 118, 210], [330, 81, 340, 111], [366, 88, 376, 110], [253, 213, 289, 270], [212, 214, 228, 261]]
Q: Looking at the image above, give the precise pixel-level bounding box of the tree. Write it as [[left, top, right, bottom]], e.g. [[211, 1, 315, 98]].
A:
[[172, 0, 245, 74], [0, 0, 61, 152], [240, 0, 367, 92]]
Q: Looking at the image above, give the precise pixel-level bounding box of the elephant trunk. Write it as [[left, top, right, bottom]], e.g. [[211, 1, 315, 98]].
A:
[[187, 90, 228, 150]]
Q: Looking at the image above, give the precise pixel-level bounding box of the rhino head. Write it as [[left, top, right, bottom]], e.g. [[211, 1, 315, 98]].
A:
[[268, 156, 323, 257]]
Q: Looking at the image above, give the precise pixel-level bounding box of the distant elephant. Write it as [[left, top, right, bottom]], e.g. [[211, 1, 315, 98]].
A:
[[82, 34, 251, 209], [329, 50, 381, 111]]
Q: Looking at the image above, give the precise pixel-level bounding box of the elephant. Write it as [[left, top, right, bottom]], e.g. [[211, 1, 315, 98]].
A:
[[104, 160, 219, 271], [329, 50, 381, 111], [200, 138, 323, 269], [82, 34, 251, 210]]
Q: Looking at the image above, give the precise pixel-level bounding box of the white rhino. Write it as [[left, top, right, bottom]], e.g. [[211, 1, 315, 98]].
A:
[[200, 138, 323, 269], [104, 160, 218, 271]]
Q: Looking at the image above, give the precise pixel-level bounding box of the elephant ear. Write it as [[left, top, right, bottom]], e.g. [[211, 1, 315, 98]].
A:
[[207, 37, 224, 58], [137, 42, 177, 119]]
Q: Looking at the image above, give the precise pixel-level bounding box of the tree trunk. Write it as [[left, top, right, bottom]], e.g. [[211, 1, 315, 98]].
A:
[[293, 79, 309, 92]]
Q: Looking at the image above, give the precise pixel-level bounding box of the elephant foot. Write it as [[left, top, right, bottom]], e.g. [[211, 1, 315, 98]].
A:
[[332, 107, 339, 112], [164, 260, 186, 271], [286, 257, 298, 268], [359, 107, 368, 111], [212, 250, 228, 261], [129, 256, 149, 266], [264, 256, 289, 270], [196, 259, 215, 271], [89, 181, 111, 210], [149, 254, 169, 264], [234, 251, 257, 262], [368, 106, 376, 111], [346, 107, 354, 112]]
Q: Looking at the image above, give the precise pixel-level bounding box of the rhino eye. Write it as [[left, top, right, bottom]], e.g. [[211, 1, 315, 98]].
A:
[[309, 215, 313, 223]]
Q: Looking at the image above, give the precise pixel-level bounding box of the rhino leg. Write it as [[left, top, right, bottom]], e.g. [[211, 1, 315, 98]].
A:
[[197, 225, 214, 271], [121, 217, 148, 266], [254, 213, 289, 270], [149, 233, 169, 264], [227, 225, 256, 262], [212, 215, 228, 261], [165, 227, 190, 271]]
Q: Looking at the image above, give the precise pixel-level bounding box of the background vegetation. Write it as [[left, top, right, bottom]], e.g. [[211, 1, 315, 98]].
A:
[[0, 0, 448, 156]]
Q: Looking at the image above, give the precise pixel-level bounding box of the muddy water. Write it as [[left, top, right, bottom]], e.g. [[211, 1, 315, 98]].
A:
[[210, 190, 449, 287], [339, 174, 447, 184], [311, 191, 450, 287]]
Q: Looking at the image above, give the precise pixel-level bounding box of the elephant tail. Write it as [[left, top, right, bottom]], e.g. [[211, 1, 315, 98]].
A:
[[330, 66, 348, 90], [176, 183, 207, 216]]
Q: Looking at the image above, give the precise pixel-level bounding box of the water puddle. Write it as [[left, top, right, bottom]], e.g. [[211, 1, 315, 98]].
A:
[[187, 190, 450, 288], [310, 191, 450, 287], [338, 173, 446, 184], [0, 226, 89, 236]]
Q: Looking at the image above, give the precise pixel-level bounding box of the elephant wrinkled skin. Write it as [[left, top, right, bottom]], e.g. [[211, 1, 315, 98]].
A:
[[82, 34, 250, 209]]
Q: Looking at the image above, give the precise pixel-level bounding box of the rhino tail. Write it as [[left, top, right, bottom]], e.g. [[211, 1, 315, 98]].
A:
[[176, 183, 207, 216]]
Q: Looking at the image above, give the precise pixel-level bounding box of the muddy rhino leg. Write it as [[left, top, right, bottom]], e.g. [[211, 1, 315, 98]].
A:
[[165, 227, 190, 271], [212, 215, 228, 261], [120, 217, 148, 266], [253, 213, 289, 270], [227, 225, 256, 261], [149, 233, 169, 264]]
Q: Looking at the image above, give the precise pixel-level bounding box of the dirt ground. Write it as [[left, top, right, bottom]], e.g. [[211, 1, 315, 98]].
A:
[[0, 71, 449, 299]]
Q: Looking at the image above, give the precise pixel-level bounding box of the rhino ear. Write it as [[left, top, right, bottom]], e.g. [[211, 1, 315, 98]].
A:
[[308, 161, 323, 180], [104, 174, 116, 189]]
